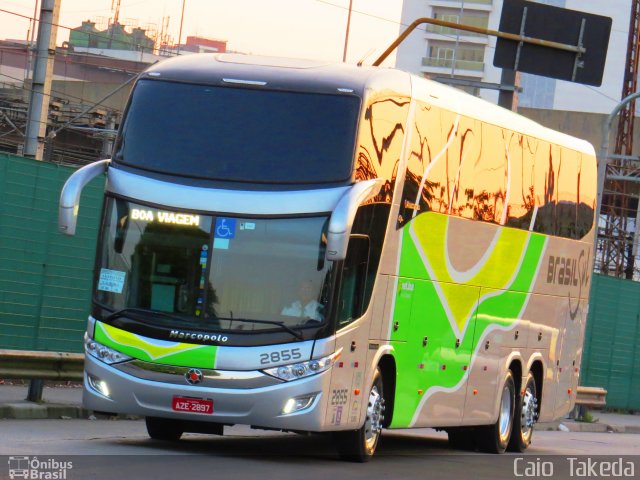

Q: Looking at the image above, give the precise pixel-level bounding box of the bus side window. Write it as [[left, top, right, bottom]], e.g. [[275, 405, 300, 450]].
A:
[[337, 235, 370, 328]]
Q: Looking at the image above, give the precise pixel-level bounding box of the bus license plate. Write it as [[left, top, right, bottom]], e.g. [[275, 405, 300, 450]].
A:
[[172, 396, 213, 414]]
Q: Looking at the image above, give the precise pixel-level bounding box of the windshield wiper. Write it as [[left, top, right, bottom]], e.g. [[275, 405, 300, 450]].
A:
[[216, 317, 304, 341], [98, 303, 306, 341], [104, 306, 188, 324]]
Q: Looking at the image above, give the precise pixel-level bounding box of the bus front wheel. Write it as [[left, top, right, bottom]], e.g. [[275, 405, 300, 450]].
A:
[[334, 367, 385, 462], [475, 369, 515, 453], [145, 417, 184, 441]]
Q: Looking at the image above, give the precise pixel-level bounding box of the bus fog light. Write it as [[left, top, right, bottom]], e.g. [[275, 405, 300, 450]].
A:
[[87, 374, 111, 398], [282, 394, 316, 414]]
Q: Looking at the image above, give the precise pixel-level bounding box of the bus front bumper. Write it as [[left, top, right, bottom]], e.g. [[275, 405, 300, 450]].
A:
[[83, 354, 331, 432]]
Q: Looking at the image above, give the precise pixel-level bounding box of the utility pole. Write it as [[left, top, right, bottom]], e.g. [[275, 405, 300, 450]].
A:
[[24, 0, 40, 82], [108, 0, 121, 50], [177, 0, 187, 55], [342, 0, 353, 62], [23, 0, 60, 160], [101, 114, 117, 159], [498, 69, 519, 111]]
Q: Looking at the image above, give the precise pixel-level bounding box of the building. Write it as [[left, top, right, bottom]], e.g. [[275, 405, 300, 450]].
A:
[[65, 20, 160, 63], [0, 26, 229, 166], [181, 36, 227, 54], [395, 0, 631, 114], [68, 20, 155, 52], [0, 39, 150, 165], [161, 36, 227, 56]]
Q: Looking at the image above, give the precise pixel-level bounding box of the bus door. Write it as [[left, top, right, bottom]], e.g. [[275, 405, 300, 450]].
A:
[[325, 235, 372, 429]]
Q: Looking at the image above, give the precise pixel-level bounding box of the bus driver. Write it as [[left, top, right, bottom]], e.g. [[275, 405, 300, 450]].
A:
[[281, 280, 324, 322]]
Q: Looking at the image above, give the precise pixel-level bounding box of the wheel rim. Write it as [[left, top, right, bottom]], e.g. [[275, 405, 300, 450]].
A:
[[364, 384, 384, 449], [520, 384, 537, 441], [498, 382, 512, 442]]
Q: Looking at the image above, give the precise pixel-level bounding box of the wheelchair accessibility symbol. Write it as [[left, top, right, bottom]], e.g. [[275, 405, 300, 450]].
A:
[[215, 218, 236, 239]]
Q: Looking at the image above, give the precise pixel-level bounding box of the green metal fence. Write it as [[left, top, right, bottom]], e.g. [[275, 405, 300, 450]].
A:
[[582, 274, 640, 410], [0, 153, 104, 353]]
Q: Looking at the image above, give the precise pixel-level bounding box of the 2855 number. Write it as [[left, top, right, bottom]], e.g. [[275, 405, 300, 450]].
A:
[[259, 348, 302, 365]]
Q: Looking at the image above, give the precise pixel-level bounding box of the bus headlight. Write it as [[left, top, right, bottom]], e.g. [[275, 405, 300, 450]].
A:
[[263, 349, 341, 381], [84, 333, 132, 365]]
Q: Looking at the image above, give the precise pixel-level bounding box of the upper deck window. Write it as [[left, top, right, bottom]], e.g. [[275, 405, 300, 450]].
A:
[[113, 79, 360, 184]]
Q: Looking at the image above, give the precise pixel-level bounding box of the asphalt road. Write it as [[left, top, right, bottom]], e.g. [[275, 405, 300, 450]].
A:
[[0, 420, 638, 480]]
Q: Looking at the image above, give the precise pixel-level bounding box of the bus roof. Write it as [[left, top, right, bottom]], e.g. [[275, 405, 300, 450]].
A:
[[142, 53, 595, 157], [409, 75, 596, 157], [142, 53, 403, 97]]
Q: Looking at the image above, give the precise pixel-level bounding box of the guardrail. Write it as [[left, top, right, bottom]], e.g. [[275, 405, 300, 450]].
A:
[[0, 349, 84, 402]]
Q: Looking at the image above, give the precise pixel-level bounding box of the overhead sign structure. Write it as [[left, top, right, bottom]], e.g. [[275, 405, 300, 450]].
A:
[[494, 0, 612, 86]]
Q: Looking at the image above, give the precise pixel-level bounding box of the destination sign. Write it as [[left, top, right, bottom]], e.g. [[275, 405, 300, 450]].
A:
[[131, 208, 200, 226]]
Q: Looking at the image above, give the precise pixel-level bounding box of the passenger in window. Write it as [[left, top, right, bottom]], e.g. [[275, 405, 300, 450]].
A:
[[281, 280, 324, 322]]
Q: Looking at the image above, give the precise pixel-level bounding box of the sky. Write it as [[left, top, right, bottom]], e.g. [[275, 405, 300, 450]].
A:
[[0, 0, 404, 66]]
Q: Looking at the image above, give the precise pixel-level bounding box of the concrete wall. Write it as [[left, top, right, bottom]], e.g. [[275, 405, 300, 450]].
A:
[[518, 107, 640, 155]]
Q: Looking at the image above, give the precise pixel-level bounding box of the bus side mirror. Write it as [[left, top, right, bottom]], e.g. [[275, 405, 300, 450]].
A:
[[326, 178, 383, 261], [59, 159, 110, 236]]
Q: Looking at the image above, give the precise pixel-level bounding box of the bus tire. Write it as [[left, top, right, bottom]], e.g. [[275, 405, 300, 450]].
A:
[[145, 416, 184, 441], [475, 369, 515, 453], [508, 372, 538, 452], [334, 367, 385, 462]]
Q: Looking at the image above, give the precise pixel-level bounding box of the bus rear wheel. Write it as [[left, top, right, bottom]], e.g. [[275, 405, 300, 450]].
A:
[[508, 372, 538, 452], [475, 369, 515, 453], [334, 367, 385, 462], [145, 417, 184, 441]]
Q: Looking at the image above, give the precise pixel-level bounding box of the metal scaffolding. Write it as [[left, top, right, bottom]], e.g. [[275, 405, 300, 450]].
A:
[[596, 0, 640, 280]]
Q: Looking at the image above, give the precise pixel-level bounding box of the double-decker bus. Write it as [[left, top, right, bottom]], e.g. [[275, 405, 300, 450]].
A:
[[60, 53, 595, 461]]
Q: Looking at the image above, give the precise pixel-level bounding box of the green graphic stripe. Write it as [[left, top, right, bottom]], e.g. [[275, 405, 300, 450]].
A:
[[94, 321, 217, 369], [390, 212, 546, 427]]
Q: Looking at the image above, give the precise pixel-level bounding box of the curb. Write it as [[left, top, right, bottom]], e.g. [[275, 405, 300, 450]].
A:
[[0, 402, 140, 420], [0, 402, 90, 420], [606, 425, 640, 434], [536, 421, 640, 434]]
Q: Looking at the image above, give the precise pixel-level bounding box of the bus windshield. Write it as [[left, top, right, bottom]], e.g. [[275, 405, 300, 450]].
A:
[[113, 79, 361, 184], [95, 198, 333, 332]]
